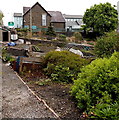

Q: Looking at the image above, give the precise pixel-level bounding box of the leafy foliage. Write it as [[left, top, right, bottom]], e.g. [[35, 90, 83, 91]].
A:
[[95, 31, 119, 57], [57, 34, 67, 42], [0, 12, 4, 25], [42, 51, 89, 83], [73, 32, 83, 43], [2, 47, 15, 62], [71, 52, 119, 119], [45, 26, 56, 37], [83, 2, 118, 36]]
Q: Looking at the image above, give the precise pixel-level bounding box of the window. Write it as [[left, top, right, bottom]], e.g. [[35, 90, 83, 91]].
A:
[[42, 14, 46, 26]]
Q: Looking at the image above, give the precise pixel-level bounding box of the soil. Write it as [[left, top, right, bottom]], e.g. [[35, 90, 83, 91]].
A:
[[20, 71, 82, 119]]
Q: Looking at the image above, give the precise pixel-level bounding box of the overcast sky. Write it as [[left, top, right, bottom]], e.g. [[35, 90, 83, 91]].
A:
[[0, 0, 118, 26]]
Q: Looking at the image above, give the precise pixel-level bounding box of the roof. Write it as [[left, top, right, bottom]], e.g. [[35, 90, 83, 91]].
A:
[[66, 20, 83, 27], [14, 13, 22, 17], [66, 21, 78, 27], [48, 11, 65, 23], [63, 14, 83, 19], [23, 2, 51, 17], [23, 7, 30, 14]]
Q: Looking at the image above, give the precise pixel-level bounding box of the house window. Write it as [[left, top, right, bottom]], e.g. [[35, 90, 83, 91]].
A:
[[42, 14, 46, 26]]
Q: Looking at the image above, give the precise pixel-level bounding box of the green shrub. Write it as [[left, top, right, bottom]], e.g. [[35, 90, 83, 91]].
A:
[[42, 51, 89, 83], [45, 26, 56, 40], [32, 45, 41, 52], [95, 31, 119, 58], [90, 102, 119, 119], [73, 32, 83, 43], [2, 47, 15, 62], [57, 34, 66, 42], [71, 52, 119, 119]]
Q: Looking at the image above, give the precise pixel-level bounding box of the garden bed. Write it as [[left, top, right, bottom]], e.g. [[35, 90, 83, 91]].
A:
[[20, 71, 82, 119]]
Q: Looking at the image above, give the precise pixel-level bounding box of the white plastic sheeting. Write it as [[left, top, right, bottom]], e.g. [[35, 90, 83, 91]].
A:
[[69, 48, 83, 57]]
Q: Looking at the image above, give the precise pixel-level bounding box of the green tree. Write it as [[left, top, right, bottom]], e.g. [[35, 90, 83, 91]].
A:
[[83, 2, 118, 36], [71, 52, 119, 119], [95, 31, 119, 57], [0, 11, 4, 25], [45, 26, 56, 39]]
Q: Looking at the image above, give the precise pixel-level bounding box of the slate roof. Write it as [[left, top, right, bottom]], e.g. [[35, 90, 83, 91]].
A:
[[48, 11, 65, 23], [66, 20, 83, 28], [63, 14, 83, 19], [23, 2, 51, 17], [14, 13, 22, 17], [66, 21, 78, 27]]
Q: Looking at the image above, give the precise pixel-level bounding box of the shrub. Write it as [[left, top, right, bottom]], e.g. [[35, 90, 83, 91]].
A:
[[73, 32, 83, 43], [45, 26, 56, 40], [2, 47, 15, 62], [71, 52, 119, 119], [42, 51, 89, 83], [57, 34, 67, 42], [95, 31, 119, 58]]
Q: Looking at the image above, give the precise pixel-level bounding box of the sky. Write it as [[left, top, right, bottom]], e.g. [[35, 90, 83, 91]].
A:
[[0, 0, 118, 26]]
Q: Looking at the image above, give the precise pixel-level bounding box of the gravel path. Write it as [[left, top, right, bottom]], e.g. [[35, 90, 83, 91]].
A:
[[1, 62, 57, 119]]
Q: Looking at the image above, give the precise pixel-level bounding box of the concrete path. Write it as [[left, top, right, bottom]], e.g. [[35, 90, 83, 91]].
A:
[[1, 61, 57, 119]]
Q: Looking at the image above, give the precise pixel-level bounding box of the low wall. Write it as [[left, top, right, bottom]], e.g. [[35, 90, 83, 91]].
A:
[[7, 47, 28, 56], [20, 38, 66, 47]]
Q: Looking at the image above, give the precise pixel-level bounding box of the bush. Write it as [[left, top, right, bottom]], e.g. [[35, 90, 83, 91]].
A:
[[95, 31, 119, 58], [42, 51, 89, 83], [45, 26, 56, 40], [71, 52, 119, 119], [2, 47, 15, 62], [73, 32, 83, 43], [57, 34, 67, 42]]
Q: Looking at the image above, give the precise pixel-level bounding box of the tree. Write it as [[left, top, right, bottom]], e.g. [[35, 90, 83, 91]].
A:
[[95, 31, 119, 57], [0, 11, 4, 25], [83, 2, 118, 36], [45, 26, 56, 40]]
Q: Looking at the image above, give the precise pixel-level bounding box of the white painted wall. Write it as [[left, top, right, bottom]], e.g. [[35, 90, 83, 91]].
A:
[[14, 17, 23, 28]]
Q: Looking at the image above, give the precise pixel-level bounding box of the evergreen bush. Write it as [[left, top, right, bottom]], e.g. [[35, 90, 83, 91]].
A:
[[95, 31, 119, 57], [71, 52, 119, 119], [42, 51, 89, 83]]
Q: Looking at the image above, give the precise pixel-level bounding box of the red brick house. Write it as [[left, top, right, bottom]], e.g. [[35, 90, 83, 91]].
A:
[[23, 2, 65, 32]]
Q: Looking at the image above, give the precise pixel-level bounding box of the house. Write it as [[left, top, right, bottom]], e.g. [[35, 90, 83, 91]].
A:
[[23, 2, 65, 32], [63, 14, 83, 32], [14, 13, 23, 28], [48, 11, 65, 32]]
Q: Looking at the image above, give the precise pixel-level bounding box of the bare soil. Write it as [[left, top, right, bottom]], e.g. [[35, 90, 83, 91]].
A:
[[20, 71, 82, 119]]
